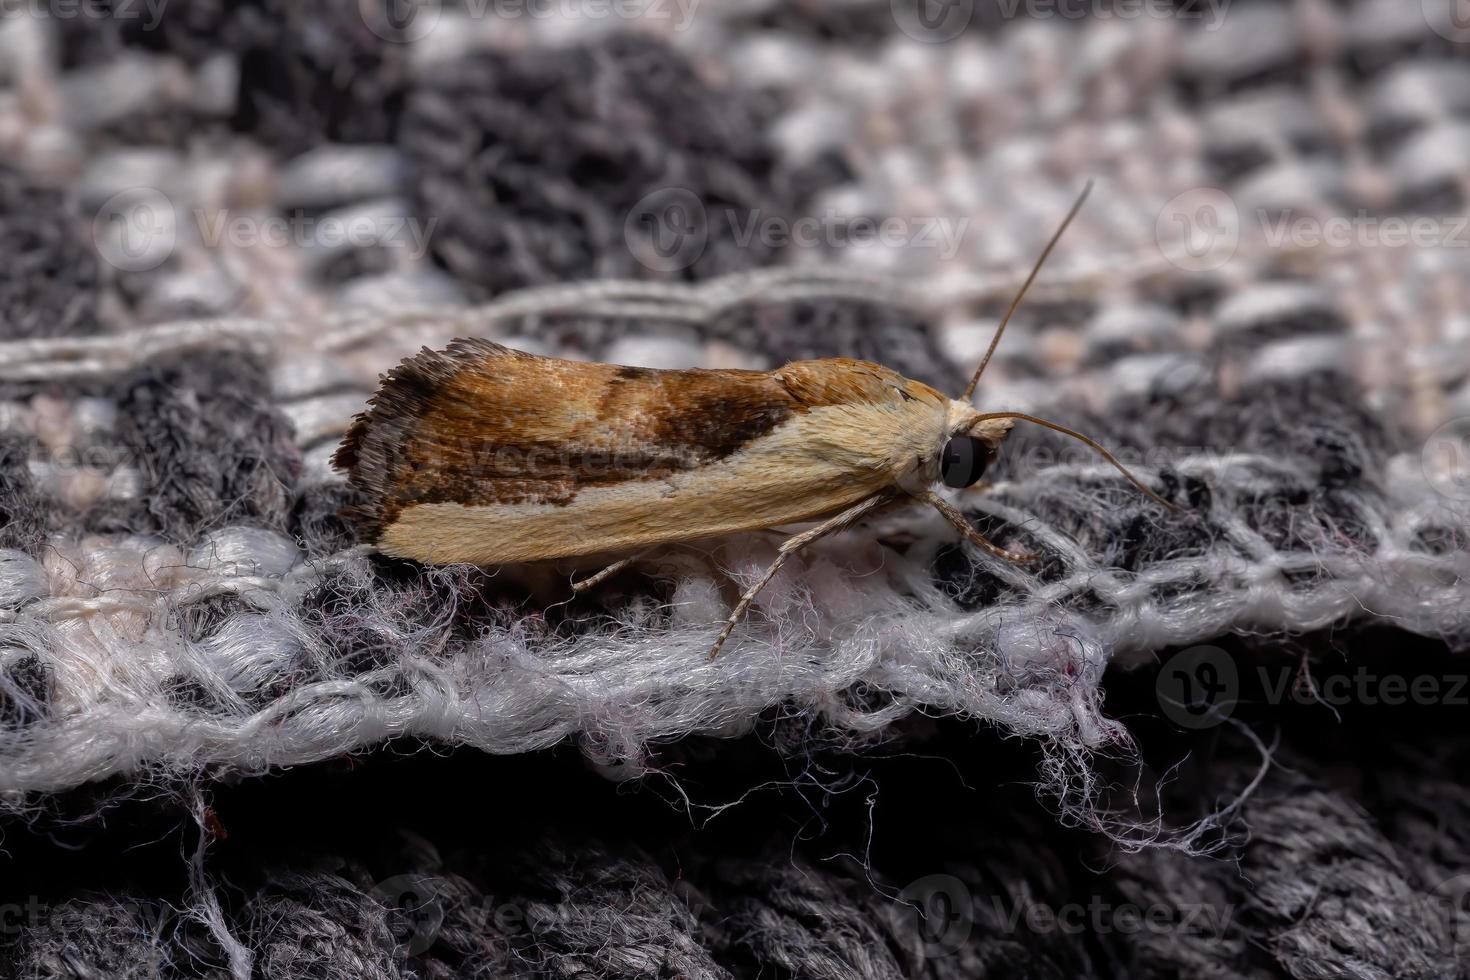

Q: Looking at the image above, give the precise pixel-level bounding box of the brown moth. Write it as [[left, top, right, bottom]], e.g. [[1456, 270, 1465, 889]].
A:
[[333, 183, 1174, 658]]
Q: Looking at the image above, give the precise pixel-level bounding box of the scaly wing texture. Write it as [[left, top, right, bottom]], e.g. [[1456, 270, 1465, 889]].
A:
[[334, 339, 947, 563]]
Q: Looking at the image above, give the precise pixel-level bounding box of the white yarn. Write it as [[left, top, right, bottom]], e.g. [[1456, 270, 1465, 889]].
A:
[[2, 435, 1465, 803]]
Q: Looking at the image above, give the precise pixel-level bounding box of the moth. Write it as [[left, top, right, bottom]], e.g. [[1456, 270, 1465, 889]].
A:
[[333, 183, 1174, 658]]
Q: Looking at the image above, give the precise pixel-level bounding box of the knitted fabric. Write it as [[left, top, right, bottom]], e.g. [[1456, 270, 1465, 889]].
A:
[[2, 1, 1470, 977]]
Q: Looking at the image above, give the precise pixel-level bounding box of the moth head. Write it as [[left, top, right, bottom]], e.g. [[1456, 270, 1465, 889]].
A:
[[937, 403, 1011, 489]]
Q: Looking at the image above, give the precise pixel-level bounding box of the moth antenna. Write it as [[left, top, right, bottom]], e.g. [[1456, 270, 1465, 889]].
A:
[[972, 411, 1180, 512], [961, 179, 1095, 401]]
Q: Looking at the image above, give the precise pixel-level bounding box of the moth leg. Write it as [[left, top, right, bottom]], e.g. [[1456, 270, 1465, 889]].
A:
[[915, 488, 1035, 563], [571, 550, 652, 593], [707, 492, 896, 661]]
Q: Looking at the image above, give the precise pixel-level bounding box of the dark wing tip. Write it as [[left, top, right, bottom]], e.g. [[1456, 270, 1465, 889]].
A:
[[333, 338, 521, 542]]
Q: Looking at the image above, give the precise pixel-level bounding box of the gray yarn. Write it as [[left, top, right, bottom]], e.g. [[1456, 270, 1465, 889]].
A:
[[704, 855, 922, 980], [102, 350, 301, 544], [242, 871, 410, 980], [399, 36, 807, 299], [509, 843, 730, 980], [1104, 846, 1269, 980], [0, 165, 100, 341], [3, 733, 1469, 978], [0, 435, 52, 554], [1241, 778, 1457, 980], [6, 895, 179, 980]]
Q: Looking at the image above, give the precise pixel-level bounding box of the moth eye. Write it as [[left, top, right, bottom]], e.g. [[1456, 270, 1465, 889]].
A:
[[940, 435, 989, 489]]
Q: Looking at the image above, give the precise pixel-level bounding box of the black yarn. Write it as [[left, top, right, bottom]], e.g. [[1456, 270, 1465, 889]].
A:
[[315, 242, 397, 286], [730, 1, 900, 46], [932, 366, 1407, 606], [0, 655, 49, 732], [1241, 772, 1458, 980], [1210, 289, 1353, 350], [704, 854, 921, 979], [107, 350, 301, 545], [230, 0, 410, 155], [48, 7, 125, 70], [289, 481, 366, 558], [398, 36, 811, 299], [0, 435, 53, 554], [243, 871, 411, 980], [513, 313, 704, 362], [507, 841, 729, 980], [0, 166, 101, 341], [1, 895, 180, 980], [116, 0, 241, 65], [93, 103, 233, 150]]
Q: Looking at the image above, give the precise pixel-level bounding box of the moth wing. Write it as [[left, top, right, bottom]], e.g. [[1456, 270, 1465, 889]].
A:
[[336, 341, 946, 564]]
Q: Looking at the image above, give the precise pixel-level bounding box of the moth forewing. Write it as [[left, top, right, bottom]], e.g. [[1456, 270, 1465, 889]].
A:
[[336, 344, 950, 566]]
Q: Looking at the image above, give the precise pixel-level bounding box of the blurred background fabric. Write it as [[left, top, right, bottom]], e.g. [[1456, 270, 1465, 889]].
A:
[[1, 1, 1469, 977]]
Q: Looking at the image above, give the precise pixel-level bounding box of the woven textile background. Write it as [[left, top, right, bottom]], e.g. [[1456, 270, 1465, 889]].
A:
[[2, 1, 1470, 977]]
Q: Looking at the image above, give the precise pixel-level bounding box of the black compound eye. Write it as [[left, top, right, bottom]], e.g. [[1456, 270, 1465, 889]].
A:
[[940, 435, 990, 488]]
